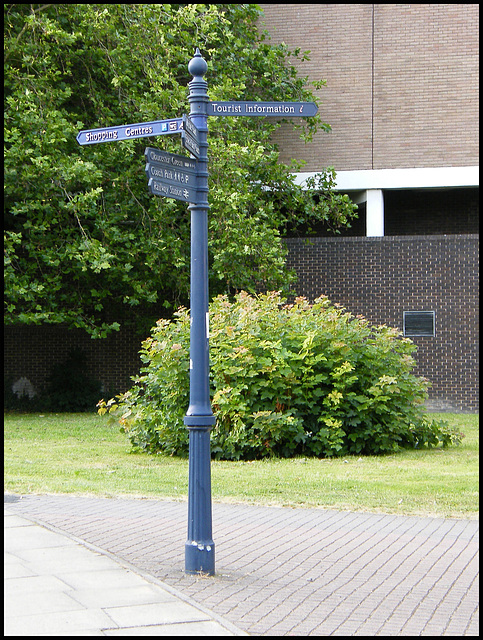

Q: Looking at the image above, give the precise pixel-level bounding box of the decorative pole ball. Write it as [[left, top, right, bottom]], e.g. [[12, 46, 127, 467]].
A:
[[188, 48, 208, 78]]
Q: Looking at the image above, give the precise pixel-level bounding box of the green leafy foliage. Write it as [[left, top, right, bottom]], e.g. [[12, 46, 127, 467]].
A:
[[4, 4, 357, 337], [99, 292, 460, 459]]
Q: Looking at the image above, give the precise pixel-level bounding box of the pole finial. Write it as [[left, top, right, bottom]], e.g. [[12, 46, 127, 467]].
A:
[[188, 48, 208, 78]]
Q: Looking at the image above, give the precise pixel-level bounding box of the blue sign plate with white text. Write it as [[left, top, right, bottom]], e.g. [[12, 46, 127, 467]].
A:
[[145, 163, 198, 189], [148, 177, 197, 203], [181, 130, 201, 159], [77, 118, 183, 145], [145, 147, 198, 174], [183, 115, 201, 144], [207, 101, 318, 117]]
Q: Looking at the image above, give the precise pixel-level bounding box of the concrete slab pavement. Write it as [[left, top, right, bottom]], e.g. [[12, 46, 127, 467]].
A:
[[4, 507, 246, 636]]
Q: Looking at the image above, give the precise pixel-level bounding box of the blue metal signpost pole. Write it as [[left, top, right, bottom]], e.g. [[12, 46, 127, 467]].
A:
[[76, 47, 318, 579], [184, 49, 216, 575], [76, 49, 318, 578]]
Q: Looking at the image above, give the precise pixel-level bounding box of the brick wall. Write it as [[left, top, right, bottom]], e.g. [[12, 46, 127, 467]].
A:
[[4, 324, 143, 398], [258, 4, 479, 171], [384, 188, 479, 236], [259, 3, 373, 170], [372, 4, 479, 170], [285, 234, 479, 412]]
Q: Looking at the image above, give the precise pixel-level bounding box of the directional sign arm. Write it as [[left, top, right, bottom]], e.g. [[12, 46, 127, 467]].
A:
[[144, 147, 198, 173], [147, 177, 197, 203], [182, 114, 201, 143], [145, 162, 198, 188], [207, 101, 318, 117], [181, 130, 201, 159], [77, 117, 183, 145]]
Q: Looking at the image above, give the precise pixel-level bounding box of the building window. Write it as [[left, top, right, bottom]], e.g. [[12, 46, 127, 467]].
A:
[[403, 311, 435, 337]]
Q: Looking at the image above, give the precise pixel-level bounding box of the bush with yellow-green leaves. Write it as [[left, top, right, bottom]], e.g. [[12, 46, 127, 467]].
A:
[[99, 292, 460, 459]]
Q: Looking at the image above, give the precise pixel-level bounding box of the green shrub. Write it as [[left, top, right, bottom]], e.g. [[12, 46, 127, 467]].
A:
[[99, 292, 460, 459]]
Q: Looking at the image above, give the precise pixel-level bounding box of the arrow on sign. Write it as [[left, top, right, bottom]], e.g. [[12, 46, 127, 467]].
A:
[[77, 117, 183, 145], [207, 101, 318, 117]]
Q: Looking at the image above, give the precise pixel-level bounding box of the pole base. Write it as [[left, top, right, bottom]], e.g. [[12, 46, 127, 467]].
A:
[[185, 541, 215, 576]]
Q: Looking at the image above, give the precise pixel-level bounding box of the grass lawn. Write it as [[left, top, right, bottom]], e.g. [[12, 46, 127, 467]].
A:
[[4, 412, 478, 519]]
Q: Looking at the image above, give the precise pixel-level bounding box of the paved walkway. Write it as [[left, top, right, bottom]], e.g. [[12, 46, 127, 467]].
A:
[[5, 503, 244, 636], [4, 494, 479, 636]]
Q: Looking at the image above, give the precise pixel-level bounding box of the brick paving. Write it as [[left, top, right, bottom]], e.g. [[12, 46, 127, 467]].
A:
[[7, 494, 479, 636]]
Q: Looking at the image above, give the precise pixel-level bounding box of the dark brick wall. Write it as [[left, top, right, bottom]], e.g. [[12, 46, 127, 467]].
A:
[[285, 234, 479, 412], [384, 189, 479, 236], [4, 324, 143, 398]]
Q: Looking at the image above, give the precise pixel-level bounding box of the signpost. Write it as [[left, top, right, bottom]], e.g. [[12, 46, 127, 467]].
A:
[[77, 48, 318, 577], [182, 114, 201, 143], [181, 129, 201, 159]]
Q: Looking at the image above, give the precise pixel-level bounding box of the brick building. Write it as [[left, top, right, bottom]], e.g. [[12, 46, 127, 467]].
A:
[[5, 4, 479, 411], [259, 4, 479, 411]]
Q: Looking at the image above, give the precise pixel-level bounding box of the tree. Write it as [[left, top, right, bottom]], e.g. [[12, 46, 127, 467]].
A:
[[4, 4, 357, 337]]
